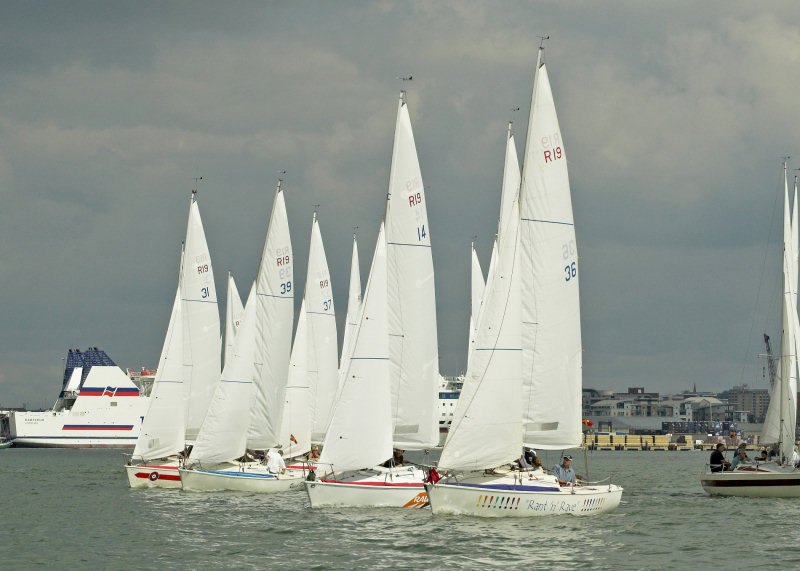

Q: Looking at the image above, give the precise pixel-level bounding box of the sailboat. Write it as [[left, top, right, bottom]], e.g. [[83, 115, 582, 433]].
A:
[[125, 190, 220, 488], [306, 93, 438, 509], [278, 211, 338, 463], [425, 46, 622, 516], [179, 181, 305, 493], [701, 163, 800, 497]]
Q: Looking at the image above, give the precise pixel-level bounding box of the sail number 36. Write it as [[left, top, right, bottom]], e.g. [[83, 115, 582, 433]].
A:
[[562, 239, 576, 282]]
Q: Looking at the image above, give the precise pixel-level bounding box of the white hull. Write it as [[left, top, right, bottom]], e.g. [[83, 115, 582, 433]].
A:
[[179, 464, 306, 493], [10, 407, 148, 448], [700, 465, 800, 497], [306, 466, 429, 508], [425, 473, 623, 517], [125, 461, 182, 489]]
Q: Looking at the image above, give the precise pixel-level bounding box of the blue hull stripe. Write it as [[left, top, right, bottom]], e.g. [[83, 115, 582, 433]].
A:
[[442, 482, 560, 493]]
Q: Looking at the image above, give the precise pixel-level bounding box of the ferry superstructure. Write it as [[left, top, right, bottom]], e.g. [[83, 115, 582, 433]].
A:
[[8, 348, 151, 448], [438, 375, 463, 434]]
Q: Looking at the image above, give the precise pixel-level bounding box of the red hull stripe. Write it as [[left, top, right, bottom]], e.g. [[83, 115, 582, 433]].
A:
[[62, 425, 133, 431], [702, 478, 800, 487], [320, 479, 423, 487]]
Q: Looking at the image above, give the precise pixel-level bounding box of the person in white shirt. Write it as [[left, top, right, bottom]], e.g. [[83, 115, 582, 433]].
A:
[[266, 448, 286, 474]]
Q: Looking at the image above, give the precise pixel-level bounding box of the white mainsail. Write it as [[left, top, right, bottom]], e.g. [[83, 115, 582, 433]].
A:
[[189, 283, 257, 464], [249, 182, 294, 449], [762, 165, 799, 460], [499, 123, 521, 249], [181, 192, 221, 442], [385, 94, 439, 450], [132, 284, 185, 461], [224, 272, 244, 368], [439, 197, 522, 470], [519, 51, 582, 450], [319, 224, 392, 471], [468, 243, 485, 369], [305, 214, 338, 443], [338, 233, 362, 382], [279, 299, 311, 458]]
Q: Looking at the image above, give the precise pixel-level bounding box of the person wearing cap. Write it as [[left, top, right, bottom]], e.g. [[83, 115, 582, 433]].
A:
[[552, 455, 577, 486]]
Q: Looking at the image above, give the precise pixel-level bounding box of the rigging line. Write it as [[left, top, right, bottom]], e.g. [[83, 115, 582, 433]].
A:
[[737, 165, 784, 385]]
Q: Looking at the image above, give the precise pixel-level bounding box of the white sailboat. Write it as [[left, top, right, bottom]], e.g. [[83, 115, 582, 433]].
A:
[[426, 47, 622, 516], [126, 191, 221, 488], [180, 181, 305, 493], [279, 212, 338, 461], [306, 93, 438, 509], [223, 271, 245, 368], [701, 163, 800, 497]]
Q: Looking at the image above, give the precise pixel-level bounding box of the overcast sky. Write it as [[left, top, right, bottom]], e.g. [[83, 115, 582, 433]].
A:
[[2, 1, 800, 408]]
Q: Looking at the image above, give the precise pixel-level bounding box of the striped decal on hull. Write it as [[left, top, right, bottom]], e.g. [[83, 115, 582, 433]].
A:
[[62, 425, 133, 431], [320, 479, 423, 488], [702, 478, 800, 487]]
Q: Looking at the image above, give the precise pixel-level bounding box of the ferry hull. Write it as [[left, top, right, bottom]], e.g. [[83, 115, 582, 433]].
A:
[[179, 466, 305, 493], [11, 436, 139, 449], [425, 476, 623, 517], [306, 467, 429, 508], [125, 462, 182, 489], [701, 467, 800, 497]]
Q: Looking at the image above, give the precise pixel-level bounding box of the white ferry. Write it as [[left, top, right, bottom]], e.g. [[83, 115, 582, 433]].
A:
[[7, 348, 151, 448], [438, 375, 463, 434]]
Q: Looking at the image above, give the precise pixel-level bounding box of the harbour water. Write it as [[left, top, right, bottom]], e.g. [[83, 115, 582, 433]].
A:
[[2, 448, 800, 569]]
